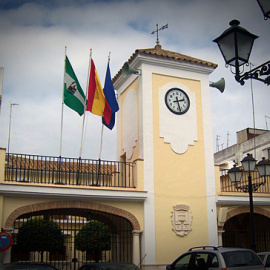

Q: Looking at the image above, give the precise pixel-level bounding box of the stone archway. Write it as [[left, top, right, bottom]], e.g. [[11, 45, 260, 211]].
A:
[[5, 201, 142, 266], [226, 206, 270, 220], [5, 200, 141, 230], [222, 207, 270, 251]]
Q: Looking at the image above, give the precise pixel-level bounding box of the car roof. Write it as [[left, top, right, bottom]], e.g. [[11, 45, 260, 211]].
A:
[[217, 247, 255, 253], [187, 246, 257, 254]]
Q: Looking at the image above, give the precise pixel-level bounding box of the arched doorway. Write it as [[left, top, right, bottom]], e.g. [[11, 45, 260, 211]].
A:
[[223, 213, 270, 252], [7, 201, 141, 270]]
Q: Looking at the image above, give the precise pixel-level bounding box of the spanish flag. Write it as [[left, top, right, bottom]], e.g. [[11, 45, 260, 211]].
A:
[[86, 59, 111, 124]]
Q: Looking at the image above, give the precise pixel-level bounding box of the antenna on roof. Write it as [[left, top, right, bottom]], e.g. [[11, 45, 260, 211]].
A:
[[151, 23, 168, 45], [216, 135, 220, 152], [227, 131, 230, 148], [266, 115, 270, 130]]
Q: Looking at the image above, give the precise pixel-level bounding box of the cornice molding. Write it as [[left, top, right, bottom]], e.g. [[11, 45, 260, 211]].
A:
[[216, 195, 270, 205], [0, 184, 147, 201], [113, 53, 216, 90]]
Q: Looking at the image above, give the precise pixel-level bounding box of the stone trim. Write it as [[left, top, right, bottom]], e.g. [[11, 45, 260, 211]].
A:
[[226, 206, 270, 220], [5, 201, 141, 230]]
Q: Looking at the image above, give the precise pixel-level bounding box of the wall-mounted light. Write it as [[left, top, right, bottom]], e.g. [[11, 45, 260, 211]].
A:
[[257, 0, 270, 20], [213, 20, 270, 86]]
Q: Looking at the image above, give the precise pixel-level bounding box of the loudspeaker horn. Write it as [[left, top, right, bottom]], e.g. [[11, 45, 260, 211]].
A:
[[122, 62, 140, 78], [209, 77, 225, 93]]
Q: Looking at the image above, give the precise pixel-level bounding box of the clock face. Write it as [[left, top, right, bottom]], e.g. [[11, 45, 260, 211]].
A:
[[165, 88, 190, 115]]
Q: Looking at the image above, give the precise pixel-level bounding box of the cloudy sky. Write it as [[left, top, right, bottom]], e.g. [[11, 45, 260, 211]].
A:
[[0, 0, 269, 161]]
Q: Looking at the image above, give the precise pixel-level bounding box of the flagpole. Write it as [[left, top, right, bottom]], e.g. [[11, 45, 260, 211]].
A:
[[98, 124, 104, 160], [58, 46, 67, 180], [78, 49, 92, 159], [59, 46, 67, 158]]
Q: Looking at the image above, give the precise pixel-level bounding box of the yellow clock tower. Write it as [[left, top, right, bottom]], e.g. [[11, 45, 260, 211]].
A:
[[113, 44, 218, 267]]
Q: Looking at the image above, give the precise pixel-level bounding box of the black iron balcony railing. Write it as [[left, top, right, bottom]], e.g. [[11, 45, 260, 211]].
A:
[[220, 169, 270, 194], [5, 153, 135, 188]]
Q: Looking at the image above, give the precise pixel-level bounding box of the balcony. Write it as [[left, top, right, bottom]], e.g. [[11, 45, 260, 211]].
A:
[[3, 153, 137, 189], [219, 169, 270, 194]]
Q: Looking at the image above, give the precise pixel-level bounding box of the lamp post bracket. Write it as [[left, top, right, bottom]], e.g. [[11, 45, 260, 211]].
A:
[[237, 60, 270, 85]]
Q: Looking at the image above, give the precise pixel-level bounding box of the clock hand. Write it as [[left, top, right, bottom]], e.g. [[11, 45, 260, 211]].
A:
[[173, 98, 184, 103], [173, 97, 182, 112]]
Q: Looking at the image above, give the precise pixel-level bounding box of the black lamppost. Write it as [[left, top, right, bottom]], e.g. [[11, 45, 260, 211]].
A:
[[213, 20, 270, 86], [257, 0, 270, 20], [228, 154, 270, 251]]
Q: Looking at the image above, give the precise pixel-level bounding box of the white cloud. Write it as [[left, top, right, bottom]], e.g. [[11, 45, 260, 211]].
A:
[[0, 0, 269, 160]]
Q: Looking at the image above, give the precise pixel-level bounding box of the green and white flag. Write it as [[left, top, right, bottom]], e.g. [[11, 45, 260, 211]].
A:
[[64, 56, 86, 116]]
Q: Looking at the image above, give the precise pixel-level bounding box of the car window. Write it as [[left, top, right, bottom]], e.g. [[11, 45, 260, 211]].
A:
[[174, 254, 192, 270], [266, 255, 270, 267], [222, 250, 262, 267], [258, 255, 265, 262], [209, 254, 219, 268], [194, 253, 207, 270], [194, 252, 219, 269]]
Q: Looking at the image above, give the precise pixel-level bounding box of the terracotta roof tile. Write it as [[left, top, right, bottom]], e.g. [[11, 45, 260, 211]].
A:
[[113, 44, 217, 82], [5, 155, 116, 175]]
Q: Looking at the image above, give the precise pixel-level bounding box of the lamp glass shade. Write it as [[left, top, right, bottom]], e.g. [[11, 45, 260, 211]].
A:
[[228, 165, 242, 183], [236, 31, 257, 65], [214, 32, 236, 66], [257, 158, 270, 177], [213, 20, 258, 67], [241, 154, 256, 172], [257, 0, 270, 19]]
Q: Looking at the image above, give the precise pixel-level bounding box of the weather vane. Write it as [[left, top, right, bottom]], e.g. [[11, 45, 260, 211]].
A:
[[151, 23, 168, 45]]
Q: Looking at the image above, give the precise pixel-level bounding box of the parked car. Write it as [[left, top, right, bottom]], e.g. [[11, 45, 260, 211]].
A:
[[166, 246, 265, 270], [78, 262, 140, 270], [258, 252, 270, 270], [2, 263, 58, 270]]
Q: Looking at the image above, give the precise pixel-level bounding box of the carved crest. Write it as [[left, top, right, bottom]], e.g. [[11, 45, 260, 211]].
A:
[[171, 204, 193, 237]]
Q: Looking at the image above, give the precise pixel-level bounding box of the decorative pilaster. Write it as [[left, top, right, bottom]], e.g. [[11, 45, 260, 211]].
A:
[[132, 230, 142, 266], [218, 229, 225, 247]]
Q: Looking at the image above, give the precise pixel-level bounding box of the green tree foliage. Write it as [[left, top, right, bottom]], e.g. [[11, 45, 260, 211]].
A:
[[75, 220, 111, 262], [17, 217, 64, 261]]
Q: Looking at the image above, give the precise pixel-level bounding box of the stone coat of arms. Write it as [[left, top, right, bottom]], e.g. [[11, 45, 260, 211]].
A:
[[171, 204, 193, 237]]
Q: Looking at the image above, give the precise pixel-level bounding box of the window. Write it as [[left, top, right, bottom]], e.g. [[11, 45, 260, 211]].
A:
[[266, 255, 270, 267], [258, 254, 265, 261], [222, 250, 262, 267], [174, 254, 192, 270], [173, 252, 219, 270], [194, 253, 219, 269]]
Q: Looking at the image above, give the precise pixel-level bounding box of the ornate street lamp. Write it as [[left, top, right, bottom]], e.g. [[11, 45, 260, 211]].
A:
[[257, 157, 270, 176], [257, 0, 270, 20], [241, 153, 257, 172], [228, 164, 242, 184], [228, 154, 270, 251], [213, 20, 270, 86]]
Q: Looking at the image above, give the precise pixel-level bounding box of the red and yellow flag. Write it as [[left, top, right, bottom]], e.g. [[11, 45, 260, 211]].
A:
[[86, 59, 111, 124]]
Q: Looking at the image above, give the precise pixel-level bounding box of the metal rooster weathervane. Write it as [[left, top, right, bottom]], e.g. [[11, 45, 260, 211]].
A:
[[151, 23, 168, 45]]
